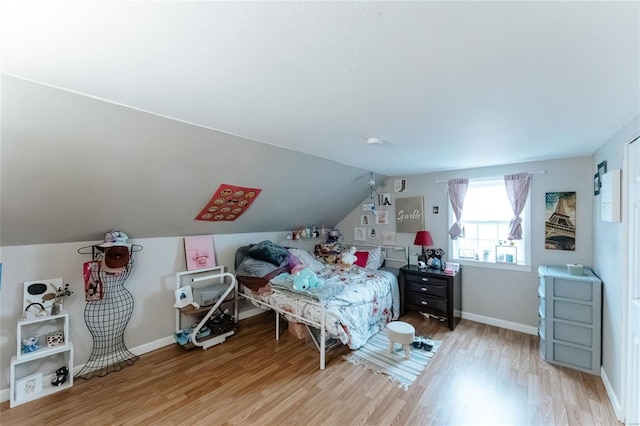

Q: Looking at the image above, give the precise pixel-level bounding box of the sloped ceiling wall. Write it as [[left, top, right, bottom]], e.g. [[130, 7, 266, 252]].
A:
[[1, 76, 386, 246]]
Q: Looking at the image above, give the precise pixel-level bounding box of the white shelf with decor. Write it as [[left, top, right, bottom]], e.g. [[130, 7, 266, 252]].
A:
[[174, 266, 238, 350], [10, 312, 74, 407]]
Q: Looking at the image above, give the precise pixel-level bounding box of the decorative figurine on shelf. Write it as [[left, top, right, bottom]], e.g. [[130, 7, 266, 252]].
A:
[[22, 335, 40, 353], [50, 283, 73, 315], [46, 331, 65, 347], [426, 248, 446, 270], [327, 229, 341, 243], [51, 366, 69, 386]]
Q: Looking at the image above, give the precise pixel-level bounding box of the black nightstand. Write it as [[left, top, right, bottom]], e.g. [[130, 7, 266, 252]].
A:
[[399, 265, 462, 330]]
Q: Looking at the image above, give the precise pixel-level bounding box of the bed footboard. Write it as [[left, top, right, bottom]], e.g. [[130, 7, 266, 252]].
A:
[[238, 289, 329, 370]]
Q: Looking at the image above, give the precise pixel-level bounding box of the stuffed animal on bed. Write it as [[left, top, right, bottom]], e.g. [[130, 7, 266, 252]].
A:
[[293, 268, 324, 291], [340, 247, 358, 268]]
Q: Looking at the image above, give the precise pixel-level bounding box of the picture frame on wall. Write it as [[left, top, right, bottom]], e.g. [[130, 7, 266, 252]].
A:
[[184, 236, 216, 271], [594, 173, 600, 196], [597, 160, 607, 182], [393, 179, 407, 193], [375, 210, 389, 225], [395, 196, 424, 233], [544, 192, 576, 251], [378, 193, 392, 206], [354, 228, 366, 241]]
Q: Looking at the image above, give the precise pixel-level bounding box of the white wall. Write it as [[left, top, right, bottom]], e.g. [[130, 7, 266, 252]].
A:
[[592, 114, 640, 416], [337, 156, 594, 330], [0, 231, 292, 393]]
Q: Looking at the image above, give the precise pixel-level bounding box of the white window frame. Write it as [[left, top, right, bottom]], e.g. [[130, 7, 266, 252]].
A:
[[447, 177, 532, 272]]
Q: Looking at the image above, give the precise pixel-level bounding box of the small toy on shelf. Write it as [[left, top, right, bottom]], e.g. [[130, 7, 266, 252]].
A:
[[21, 335, 40, 354], [46, 331, 64, 347]]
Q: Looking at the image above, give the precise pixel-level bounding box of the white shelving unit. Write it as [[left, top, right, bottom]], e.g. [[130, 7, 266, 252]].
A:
[[175, 266, 238, 350], [10, 312, 74, 407]]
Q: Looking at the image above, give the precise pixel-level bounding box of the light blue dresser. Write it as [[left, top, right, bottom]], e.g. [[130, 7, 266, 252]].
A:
[[538, 265, 602, 374]]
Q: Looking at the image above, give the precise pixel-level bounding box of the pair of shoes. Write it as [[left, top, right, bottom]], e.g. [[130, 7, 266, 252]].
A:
[[412, 336, 434, 351], [51, 366, 68, 386]]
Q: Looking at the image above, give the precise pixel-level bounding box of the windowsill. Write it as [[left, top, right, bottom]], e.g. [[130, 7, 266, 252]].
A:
[[451, 259, 532, 273]]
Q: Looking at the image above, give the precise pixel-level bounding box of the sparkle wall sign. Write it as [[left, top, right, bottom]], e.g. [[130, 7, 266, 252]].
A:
[[195, 184, 262, 222]]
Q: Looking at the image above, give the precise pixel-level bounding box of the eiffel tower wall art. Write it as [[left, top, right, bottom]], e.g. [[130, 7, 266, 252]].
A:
[[545, 192, 577, 250]]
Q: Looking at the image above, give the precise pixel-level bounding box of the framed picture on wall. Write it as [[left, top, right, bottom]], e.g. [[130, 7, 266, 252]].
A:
[[597, 160, 607, 178], [354, 228, 366, 241], [375, 210, 389, 225], [594, 173, 600, 196], [395, 196, 424, 233], [393, 179, 407, 193], [544, 192, 576, 251]]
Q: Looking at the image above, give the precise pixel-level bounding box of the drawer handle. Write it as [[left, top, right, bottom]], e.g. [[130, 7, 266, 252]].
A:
[[421, 287, 428, 292], [421, 277, 429, 282], [421, 301, 428, 305]]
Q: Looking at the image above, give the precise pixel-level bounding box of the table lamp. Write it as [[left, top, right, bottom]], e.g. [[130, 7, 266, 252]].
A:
[[414, 230, 433, 262]]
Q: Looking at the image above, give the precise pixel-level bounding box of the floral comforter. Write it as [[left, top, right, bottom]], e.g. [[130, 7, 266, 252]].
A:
[[243, 264, 400, 350]]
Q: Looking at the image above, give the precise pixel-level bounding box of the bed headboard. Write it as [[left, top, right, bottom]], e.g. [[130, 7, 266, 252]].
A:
[[344, 243, 409, 268]]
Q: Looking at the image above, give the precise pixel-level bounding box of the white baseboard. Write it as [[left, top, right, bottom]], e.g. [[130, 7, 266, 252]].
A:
[[600, 366, 624, 422], [1, 336, 175, 405], [461, 311, 538, 336]]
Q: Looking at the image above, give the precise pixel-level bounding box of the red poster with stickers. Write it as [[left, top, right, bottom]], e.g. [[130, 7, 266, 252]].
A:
[[194, 184, 262, 222]]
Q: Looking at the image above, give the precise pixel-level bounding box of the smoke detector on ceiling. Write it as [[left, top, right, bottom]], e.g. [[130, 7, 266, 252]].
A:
[[366, 137, 382, 145]]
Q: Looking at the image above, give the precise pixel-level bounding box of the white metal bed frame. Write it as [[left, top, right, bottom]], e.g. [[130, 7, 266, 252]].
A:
[[237, 245, 409, 370], [238, 288, 329, 368]]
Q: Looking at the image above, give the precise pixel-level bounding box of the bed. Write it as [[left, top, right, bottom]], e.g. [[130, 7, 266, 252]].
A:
[[234, 240, 408, 369]]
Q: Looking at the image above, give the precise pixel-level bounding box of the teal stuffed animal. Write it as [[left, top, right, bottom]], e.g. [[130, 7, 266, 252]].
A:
[[293, 268, 324, 291]]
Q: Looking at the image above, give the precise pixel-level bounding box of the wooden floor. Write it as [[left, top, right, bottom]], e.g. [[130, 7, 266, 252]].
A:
[[1, 311, 620, 425]]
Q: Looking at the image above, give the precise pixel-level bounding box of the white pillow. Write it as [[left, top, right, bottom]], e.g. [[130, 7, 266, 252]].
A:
[[288, 248, 326, 273], [360, 247, 384, 270]]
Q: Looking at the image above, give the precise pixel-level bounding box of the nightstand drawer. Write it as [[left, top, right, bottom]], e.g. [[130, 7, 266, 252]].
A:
[[406, 296, 447, 317], [404, 273, 448, 287], [406, 280, 448, 299]]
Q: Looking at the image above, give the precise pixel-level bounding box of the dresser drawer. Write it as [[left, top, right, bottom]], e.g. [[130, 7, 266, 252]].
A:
[[552, 342, 593, 370], [406, 280, 448, 299], [553, 322, 593, 347], [553, 300, 593, 325], [404, 273, 448, 287], [406, 296, 447, 317]]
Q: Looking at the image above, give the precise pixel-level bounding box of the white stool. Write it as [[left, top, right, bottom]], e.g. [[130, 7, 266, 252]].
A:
[[386, 321, 415, 360]]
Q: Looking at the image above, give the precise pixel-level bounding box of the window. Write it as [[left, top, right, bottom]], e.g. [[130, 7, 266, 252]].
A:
[[449, 178, 530, 267]]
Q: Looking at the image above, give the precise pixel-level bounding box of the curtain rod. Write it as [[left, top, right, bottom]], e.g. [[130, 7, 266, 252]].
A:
[[435, 170, 546, 184]]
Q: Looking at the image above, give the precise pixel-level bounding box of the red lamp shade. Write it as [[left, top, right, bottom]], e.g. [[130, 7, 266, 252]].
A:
[[414, 230, 433, 259], [414, 231, 433, 246]]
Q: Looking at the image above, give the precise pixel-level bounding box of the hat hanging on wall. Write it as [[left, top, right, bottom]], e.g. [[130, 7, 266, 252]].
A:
[[97, 231, 132, 250], [77, 230, 143, 259], [102, 246, 130, 274]]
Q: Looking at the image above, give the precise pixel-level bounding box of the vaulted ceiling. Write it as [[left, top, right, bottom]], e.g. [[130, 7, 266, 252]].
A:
[[3, 1, 638, 175], [1, 1, 638, 246]]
